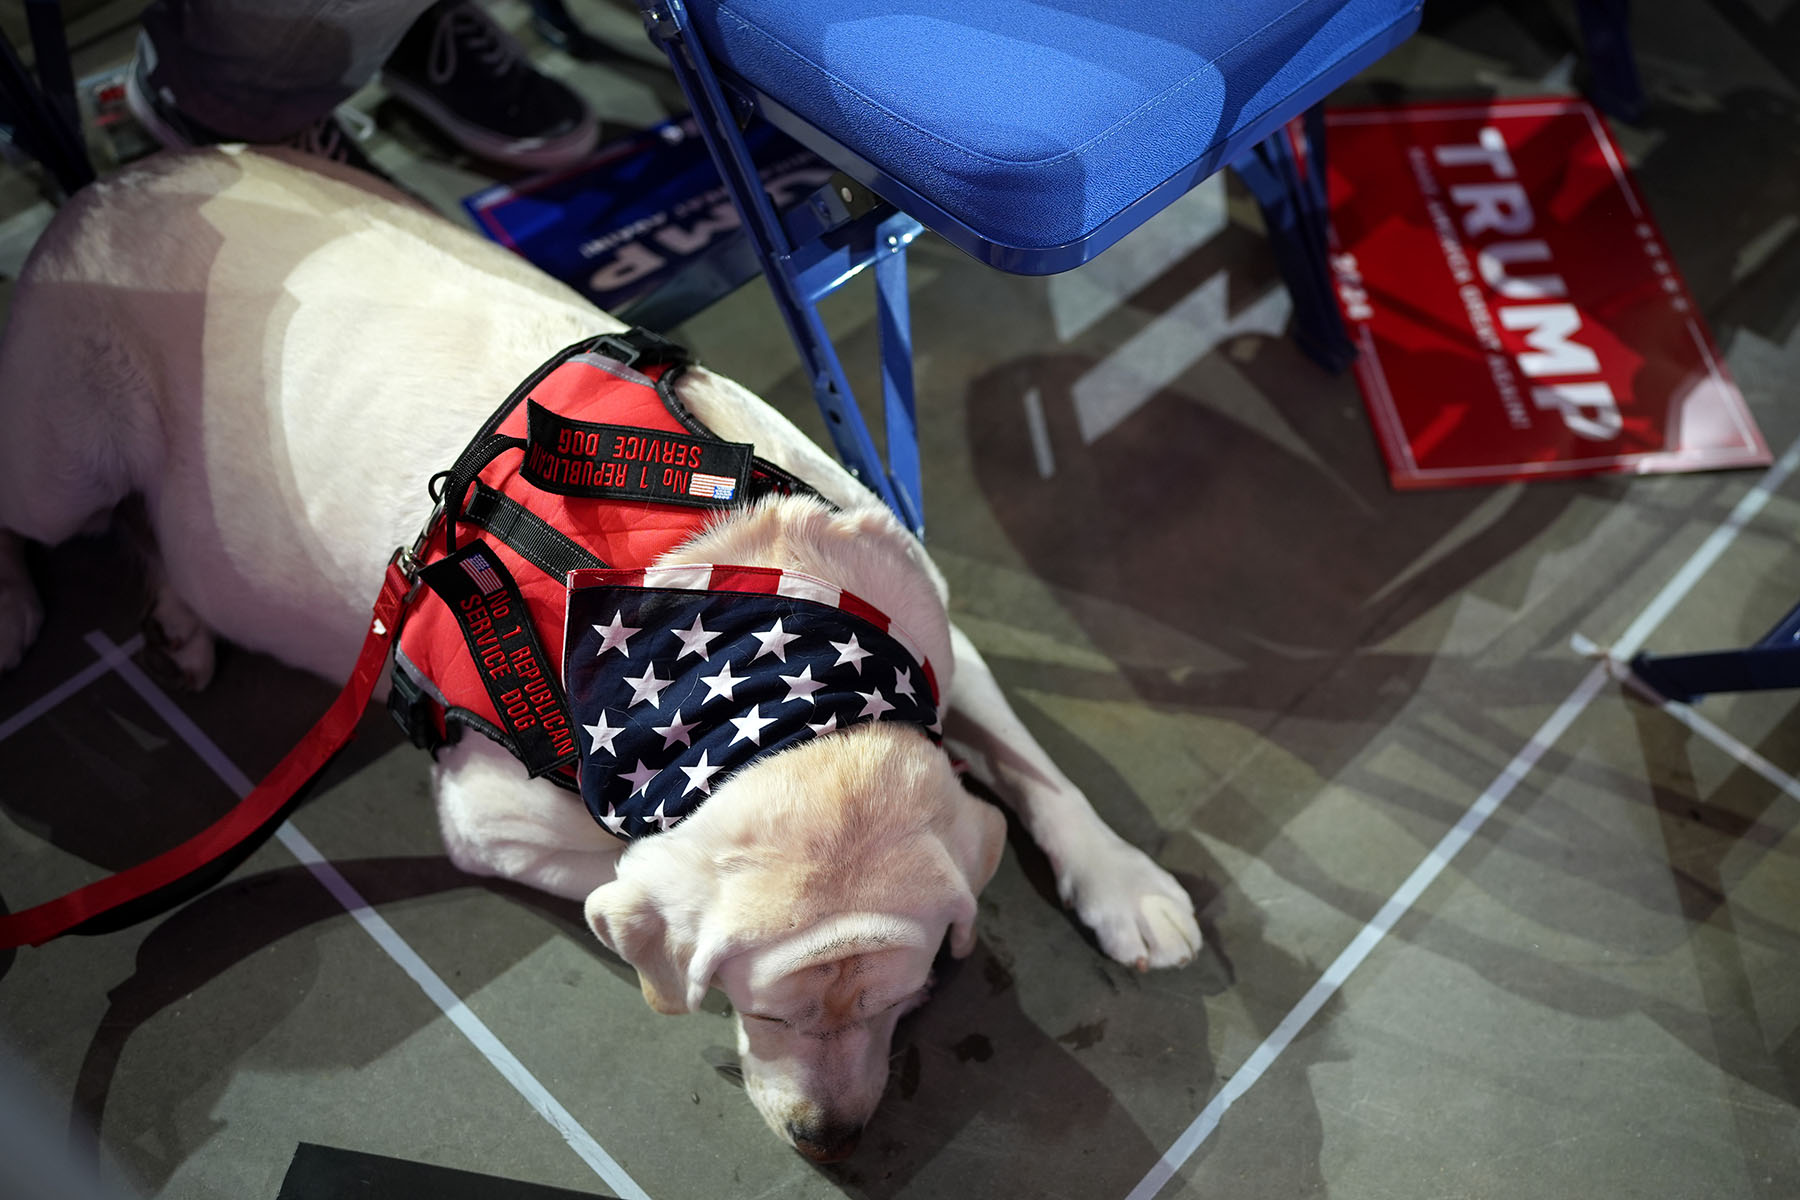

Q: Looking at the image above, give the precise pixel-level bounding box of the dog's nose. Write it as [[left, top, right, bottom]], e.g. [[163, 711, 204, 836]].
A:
[[789, 1121, 863, 1163]]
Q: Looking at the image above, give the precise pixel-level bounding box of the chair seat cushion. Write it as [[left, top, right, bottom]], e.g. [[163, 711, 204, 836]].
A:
[[688, 0, 1421, 263]]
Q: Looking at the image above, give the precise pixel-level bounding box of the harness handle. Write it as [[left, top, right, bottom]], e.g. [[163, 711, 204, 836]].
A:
[[434, 433, 526, 556]]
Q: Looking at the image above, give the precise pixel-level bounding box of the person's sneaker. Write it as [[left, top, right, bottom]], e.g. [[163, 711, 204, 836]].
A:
[[381, 1, 598, 171], [124, 31, 391, 180]]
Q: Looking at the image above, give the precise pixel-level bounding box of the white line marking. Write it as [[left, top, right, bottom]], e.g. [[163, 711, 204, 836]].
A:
[[0, 634, 144, 743], [1612, 434, 1800, 661], [81, 632, 651, 1200], [1023, 388, 1056, 479], [1126, 434, 1800, 1199], [1573, 636, 1800, 804], [1651, 698, 1800, 803], [1124, 665, 1609, 1200]]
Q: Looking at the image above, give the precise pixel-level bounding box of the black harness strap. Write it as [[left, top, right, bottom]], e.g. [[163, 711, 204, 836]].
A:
[[435, 432, 526, 556], [461, 480, 606, 581], [416, 540, 580, 778]]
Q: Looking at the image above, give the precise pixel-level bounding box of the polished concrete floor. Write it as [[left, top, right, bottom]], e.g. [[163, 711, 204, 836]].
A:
[[2, 2, 1799, 1198]]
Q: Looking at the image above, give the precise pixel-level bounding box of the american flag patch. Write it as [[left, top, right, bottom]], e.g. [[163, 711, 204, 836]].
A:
[[460, 552, 506, 595], [688, 472, 737, 500]]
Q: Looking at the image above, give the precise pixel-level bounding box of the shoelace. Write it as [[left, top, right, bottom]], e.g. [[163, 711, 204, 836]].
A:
[[290, 120, 352, 163], [428, 5, 524, 86]]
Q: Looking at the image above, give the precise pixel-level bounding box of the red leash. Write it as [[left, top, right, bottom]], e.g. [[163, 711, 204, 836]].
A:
[[0, 560, 414, 950]]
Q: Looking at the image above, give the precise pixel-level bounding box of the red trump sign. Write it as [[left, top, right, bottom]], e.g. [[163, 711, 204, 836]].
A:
[[1324, 97, 1767, 488]]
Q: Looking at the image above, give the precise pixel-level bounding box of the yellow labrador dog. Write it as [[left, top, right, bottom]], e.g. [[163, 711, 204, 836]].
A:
[[0, 148, 1198, 1160]]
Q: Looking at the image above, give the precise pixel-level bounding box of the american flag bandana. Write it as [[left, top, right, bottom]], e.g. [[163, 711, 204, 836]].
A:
[[563, 564, 942, 840]]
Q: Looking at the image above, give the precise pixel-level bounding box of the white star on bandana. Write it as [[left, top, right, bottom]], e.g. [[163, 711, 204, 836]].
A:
[[831, 633, 871, 673], [621, 759, 660, 796], [593, 611, 640, 657], [806, 712, 840, 738], [750, 618, 800, 662], [894, 666, 916, 700], [671, 613, 721, 660], [649, 800, 679, 832], [856, 689, 895, 720], [583, 712, 623, 756], [653, 710, 698, 748], [623, 665, 672, 708], [728, 704, 777, 746], [599, 805, 628, 836], [700, 660, 745, 702], [779, 664, 826, 705], [680, 749, 723, 796]]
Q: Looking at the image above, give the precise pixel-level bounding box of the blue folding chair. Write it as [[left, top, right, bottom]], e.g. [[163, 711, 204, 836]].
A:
[[631, 0, 1424, 534]]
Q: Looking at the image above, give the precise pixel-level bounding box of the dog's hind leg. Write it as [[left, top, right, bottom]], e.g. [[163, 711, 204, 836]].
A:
[[0, 310, 132, 674], [112, 500, 216, 691], [0, 530, 43, 671], [143, 578, 217, 691], [944, 624, 1201, 970], [0, 255, 167, 674]]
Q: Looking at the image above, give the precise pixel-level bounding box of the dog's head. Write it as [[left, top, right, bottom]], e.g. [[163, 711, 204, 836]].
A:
[[583, 722, 1005, 1161]]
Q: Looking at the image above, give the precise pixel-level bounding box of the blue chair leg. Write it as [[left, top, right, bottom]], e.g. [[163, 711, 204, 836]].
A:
[[636, 0, 926, 536], [1576, 0, 1645, 124], [1232, 108, 1355, 373], [874, 248, 923, 521], [1630, 598, 1800, 704]]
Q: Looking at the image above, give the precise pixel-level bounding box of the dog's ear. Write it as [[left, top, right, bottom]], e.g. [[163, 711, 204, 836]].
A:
[[585, 876, 722, 1014], [943, 792, 1007, 958]]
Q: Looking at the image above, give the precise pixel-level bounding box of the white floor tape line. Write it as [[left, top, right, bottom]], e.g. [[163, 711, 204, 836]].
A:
[[81, 632, 652, 1200], [1125, 433, 1800, 1200], [0, 634, 144, 743], [1572, 634, 1800, 805], [1611, 434, 1800, 662], [1634, 690, 1800, 804], [1124, 665, 1610, 1200]]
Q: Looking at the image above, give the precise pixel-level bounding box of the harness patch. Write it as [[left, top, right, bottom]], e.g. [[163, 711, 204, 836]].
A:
[[418, 540, 581, 777], [523, 399, 752, 507]]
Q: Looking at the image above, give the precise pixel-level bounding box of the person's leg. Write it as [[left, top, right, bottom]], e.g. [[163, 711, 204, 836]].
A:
[[382, 0, 597, 170], [132, 0, 599, 171], [136, 0, 434, 142]]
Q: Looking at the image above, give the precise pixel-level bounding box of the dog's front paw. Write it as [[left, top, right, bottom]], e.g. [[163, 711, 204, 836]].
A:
[[1059, 833, 1201, 971]]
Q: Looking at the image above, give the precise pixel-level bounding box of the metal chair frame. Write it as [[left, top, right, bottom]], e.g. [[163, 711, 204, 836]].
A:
[[1632, 600, 1800, 705]]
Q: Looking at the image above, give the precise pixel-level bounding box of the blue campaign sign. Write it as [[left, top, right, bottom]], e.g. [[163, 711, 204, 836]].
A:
[[463, 118, 834, 314]]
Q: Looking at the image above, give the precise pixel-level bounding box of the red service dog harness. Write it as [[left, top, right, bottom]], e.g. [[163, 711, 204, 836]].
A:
[[388, 328, 800, 786], [390, 329, 941, 835]]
